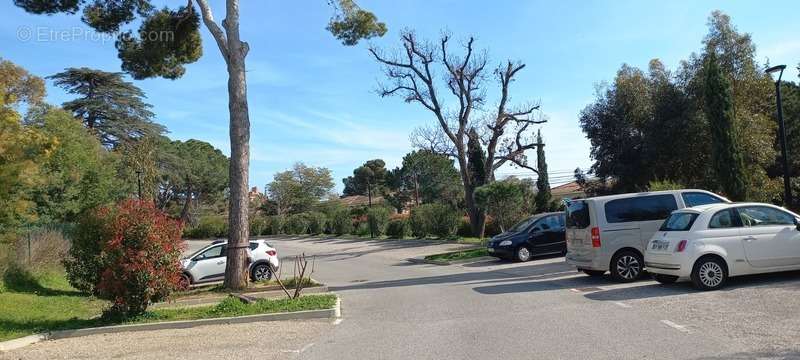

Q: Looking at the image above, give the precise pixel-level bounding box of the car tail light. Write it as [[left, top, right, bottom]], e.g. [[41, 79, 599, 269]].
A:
[[591, 227, 601, 248], [266, 250, 276, 256], [676, 240, 688, 252]]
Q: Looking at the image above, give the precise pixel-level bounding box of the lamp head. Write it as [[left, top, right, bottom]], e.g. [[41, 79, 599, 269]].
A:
[[766, 65, 787, 74]]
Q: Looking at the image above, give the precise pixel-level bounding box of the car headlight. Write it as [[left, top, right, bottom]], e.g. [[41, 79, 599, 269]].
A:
[[499, 240, 513, 246]]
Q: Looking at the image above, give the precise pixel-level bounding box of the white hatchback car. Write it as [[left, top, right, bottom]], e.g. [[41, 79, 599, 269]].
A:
[[645, 203, 800, 290], [180, 239, 280, 287]]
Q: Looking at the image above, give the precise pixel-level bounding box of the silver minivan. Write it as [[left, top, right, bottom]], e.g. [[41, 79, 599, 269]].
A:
[[564, 189, 729, 282]]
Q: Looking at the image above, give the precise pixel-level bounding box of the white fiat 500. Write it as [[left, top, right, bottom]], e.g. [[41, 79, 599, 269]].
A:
[[645, 203, 800, 290]]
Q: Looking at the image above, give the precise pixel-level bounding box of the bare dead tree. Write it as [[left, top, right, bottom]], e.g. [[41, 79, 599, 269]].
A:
[[370, 30, 546, 236], [270, 253, 316, 300]]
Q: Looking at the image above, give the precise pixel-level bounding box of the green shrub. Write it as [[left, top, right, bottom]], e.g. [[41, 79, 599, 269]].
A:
[[329, 208, 353, 235], [284, 214, 309, 235], [265, 215, 285, 235], [385, 219, 410, 239], [66, 200, 184, 317], [183, 216, 227, 239], [408, 208, 427, 238], [425, 203, 460, 238], [249, 216, 268, 236], [305, 211, 327, 234], [484, 216, 502, 237], [353, 221, 370, 236], [456, 217, 472, 237], [367, 207, 391, 236]]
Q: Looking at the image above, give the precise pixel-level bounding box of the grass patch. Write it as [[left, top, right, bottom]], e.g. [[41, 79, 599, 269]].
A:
[[424, 248, 489, 262], [132, 294, 336, 323], [174, 277, 320, 297], [0, 268, 105, 341], [0, 268, 335, 342]]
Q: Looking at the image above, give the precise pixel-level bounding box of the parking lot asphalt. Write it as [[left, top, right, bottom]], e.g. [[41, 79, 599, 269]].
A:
[[5, 236, 800, 359]]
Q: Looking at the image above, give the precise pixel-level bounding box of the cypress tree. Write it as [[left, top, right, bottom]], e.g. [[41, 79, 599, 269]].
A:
[[703, 52, 747, 200], [534, 130, 552, 212], [467, 128, 486, 188]]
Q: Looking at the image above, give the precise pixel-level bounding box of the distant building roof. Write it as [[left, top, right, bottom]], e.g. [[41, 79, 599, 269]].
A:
[[551, 181, 585, 199], [339, 195, 385, 207]]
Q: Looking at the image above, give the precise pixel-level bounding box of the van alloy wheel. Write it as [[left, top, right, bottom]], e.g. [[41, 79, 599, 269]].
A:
[[610, 251, 643, 282]]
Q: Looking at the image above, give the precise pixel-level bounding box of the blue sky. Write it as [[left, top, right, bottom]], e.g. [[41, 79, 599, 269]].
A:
[[2, 0, 799, 192]]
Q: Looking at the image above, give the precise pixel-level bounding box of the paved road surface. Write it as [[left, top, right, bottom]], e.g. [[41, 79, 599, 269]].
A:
[[4, 236, 800, 359]]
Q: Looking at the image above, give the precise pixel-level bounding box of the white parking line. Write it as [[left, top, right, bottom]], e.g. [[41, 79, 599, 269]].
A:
[[332, 318, 343, 325], [299, 343, 315, 353], [660, 320, 690, 333], [279, 343, 315, 354], [613, 301, 631, 308]]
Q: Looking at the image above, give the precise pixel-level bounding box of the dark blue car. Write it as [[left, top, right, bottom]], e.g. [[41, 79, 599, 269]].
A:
[[486, 212, 566, 262]]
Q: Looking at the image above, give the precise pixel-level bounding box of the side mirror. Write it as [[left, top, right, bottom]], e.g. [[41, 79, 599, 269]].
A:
[[795, 218, 800, 231]]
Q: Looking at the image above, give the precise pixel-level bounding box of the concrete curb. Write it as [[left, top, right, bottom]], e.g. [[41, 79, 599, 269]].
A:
[[0, 295, 341, 352], [0, 334, 47, 352]]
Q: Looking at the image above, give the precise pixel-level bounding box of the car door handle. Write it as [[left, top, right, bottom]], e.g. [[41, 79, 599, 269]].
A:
[[743, 236, 757, 242], [216, 260, 225, 265]]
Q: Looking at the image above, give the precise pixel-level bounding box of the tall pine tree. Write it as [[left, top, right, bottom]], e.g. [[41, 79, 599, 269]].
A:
[[704, 52, 747, 200], [534, 130, 551, 212]]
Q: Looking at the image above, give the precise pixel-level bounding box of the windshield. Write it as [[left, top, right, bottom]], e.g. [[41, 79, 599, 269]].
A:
[[508, 216, 537, 232], [659, 212, 698, 231]]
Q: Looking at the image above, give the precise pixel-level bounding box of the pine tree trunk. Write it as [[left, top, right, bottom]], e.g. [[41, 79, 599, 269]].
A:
[[223, 0, 250, 290], [180, 183, 192, 223]]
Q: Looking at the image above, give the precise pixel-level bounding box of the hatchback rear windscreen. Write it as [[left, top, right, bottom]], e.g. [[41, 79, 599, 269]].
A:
[[604, 194, 678, 223], [659, 212, 698, 231], [566, 200, 590, 229]]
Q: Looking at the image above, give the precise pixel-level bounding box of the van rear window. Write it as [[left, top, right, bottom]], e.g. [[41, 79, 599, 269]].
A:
[[566, 200, 590, 229], [604, 194, 678, 223]]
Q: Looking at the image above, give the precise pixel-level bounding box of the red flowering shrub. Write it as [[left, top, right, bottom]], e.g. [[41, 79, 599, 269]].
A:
[[65, 199, 185, 317]]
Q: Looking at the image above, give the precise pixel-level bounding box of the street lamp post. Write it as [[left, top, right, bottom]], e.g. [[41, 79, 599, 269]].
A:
[[766, 64, 790, 207]]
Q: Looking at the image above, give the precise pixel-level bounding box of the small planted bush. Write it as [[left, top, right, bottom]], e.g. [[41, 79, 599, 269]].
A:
[[367, 207, 391, 236], [65, 199, 184, 317], [385, 219, 410, 239], [284, 214, 309, 235], [330, 208, 353, 235]]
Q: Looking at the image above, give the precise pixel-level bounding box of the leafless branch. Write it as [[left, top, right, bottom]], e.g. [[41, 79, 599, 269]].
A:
[[193, 0, 229, 62]]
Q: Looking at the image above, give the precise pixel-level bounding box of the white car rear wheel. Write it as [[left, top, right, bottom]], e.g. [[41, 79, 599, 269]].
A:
[[691, 257, 727, 291]]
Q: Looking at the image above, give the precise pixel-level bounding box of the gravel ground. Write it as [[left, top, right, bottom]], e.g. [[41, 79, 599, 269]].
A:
[[0, 320, 332, 360]]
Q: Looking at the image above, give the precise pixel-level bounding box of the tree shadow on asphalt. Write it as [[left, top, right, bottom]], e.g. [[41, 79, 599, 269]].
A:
[[583, 270, 800, 302], [693, 349, 800, 359], [276, 236, 476, 262], [329, 260, 585, 292], [460, 253, 564, 268]]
